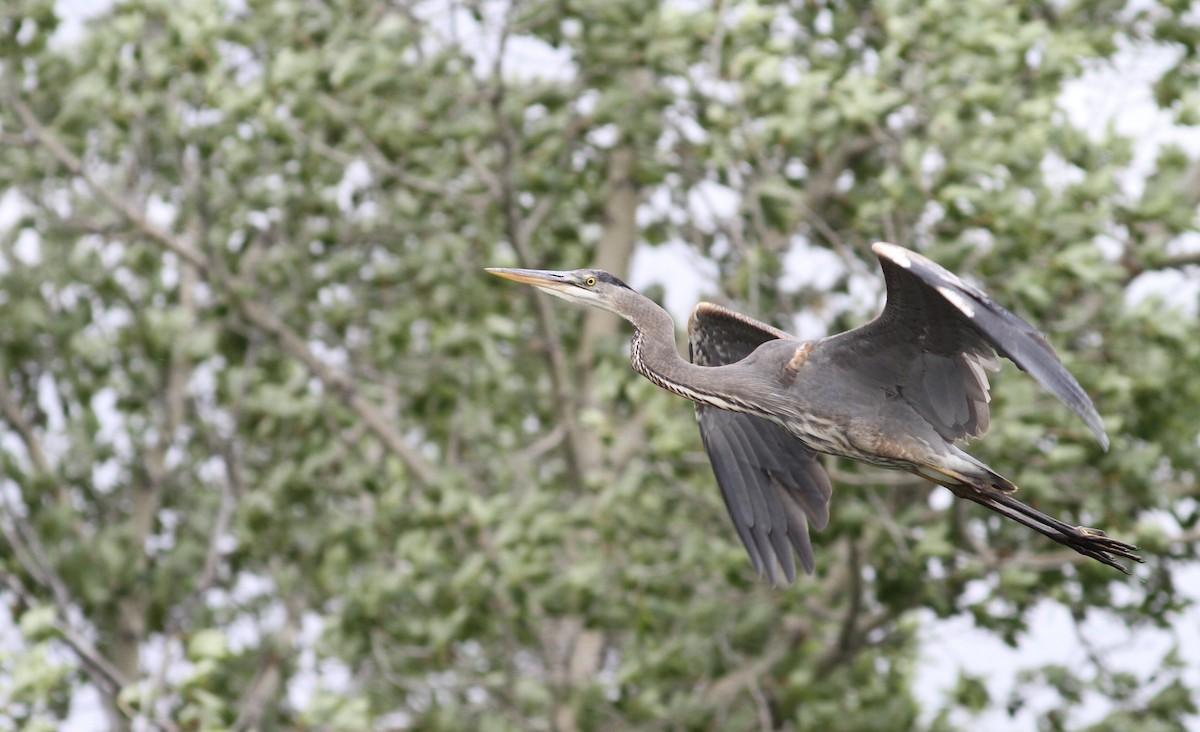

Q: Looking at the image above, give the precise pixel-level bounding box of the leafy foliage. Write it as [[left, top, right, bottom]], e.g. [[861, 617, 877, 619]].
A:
[[0, 0, 1197, 729]]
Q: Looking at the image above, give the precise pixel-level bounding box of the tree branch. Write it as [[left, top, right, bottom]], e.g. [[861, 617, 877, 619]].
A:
[[0, 378, 51, 475], [482, 11, 598, 479], [230, 297, 436, 486], [230, 603, 300, 732], [0, 377, 130, 709], [10, 97, 207, 269], [1140, 251, 1200, 272], [834, 538, 864, 657], [1121, 155, 1200, 280], [9, 94, 439, 490], [0, 571, 129, 698], [703, 641, 790, 705]]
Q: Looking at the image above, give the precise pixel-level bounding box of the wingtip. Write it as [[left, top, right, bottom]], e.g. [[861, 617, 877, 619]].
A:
[[771, 562, 798, 588], [752, 551, 803, 587], [871, 241, 914, 269], [1079, 408, 1110, 452], [797, 555, 815, 578]]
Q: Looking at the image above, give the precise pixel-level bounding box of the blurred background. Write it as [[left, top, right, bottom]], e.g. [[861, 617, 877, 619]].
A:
[[1, 0, 1199, 729]]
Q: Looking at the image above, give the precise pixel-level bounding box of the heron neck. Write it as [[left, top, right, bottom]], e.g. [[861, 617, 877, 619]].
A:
[[622, 298, 763, 414]]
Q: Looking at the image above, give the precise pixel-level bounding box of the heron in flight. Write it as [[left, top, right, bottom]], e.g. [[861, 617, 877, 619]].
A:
[[487, 242, 1140, 584]]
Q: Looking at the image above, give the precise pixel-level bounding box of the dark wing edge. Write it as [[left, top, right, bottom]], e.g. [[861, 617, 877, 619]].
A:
[[689, 302, 834, 584], [872, 242, 1109, 450]]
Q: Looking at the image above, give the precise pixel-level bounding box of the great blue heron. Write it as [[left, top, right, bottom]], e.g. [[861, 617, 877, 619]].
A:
[[487, 242, 1141, 584]]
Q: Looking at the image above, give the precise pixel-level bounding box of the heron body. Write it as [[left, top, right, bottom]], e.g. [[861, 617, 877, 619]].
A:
[[487, 243, 1140, 584]]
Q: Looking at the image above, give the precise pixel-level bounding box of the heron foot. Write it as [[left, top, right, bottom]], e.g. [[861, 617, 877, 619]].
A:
[[973, 489, 1144, 573], [1064, 525, 1143, 572]]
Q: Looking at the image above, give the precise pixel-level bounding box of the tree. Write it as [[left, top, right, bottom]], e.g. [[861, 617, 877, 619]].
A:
[[1, 0, 1197, 729]]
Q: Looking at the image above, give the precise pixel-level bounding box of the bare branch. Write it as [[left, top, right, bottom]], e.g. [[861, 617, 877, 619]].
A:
[[232, 298, 437, 485], [515, 423, 566, 463], [0, 497, 74, 626], [815, 603, 903, 677], [1144, 251, 1200, 271], [0, 571, 129, 697], [10, 94, 439, 490], [482, 13, 599, 478], [1121, 156, 1200, 280], [866, 491, 914, 559], [749, 682, 775, 731], [705, 0, 731, 74], [314, 92, 487, 205], [703, 641, 789, 705], [799, 134, 878, 250], [10, 97, 206, 269], [952, 499, 995, 560], [230, 604, 301, 732], [579, 144, 641, 368], [0, 378, 51, 475], [834, 538, 864, 657], [0, 380, 128, 704]]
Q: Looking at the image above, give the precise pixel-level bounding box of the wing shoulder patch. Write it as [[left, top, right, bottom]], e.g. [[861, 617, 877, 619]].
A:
[[785, 342, 814, 373]]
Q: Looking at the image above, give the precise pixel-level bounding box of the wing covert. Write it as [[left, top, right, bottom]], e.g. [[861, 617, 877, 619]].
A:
[[826, 242, 1107, 448]]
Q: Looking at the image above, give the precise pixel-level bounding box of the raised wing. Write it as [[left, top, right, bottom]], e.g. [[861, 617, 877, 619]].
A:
[[688, 302, 833, 584], [824, 242, 1107, 448]]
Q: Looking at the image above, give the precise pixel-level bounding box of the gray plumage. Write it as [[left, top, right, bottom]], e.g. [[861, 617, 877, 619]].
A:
[[487, 242, 1140, 584], [689, 303, 831, 580]]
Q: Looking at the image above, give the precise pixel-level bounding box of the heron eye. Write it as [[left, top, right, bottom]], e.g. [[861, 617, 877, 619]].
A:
[[584, 276, 597, 287]]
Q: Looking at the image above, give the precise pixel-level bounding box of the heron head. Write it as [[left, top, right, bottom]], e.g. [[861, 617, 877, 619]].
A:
[[486, 267, 633, 313]]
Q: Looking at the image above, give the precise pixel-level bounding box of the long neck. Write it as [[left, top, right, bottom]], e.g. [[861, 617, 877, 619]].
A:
[[617, 293, 764, 415]]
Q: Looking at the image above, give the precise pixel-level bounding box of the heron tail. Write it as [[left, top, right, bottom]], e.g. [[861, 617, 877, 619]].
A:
[[914, 453, 1017, 494]]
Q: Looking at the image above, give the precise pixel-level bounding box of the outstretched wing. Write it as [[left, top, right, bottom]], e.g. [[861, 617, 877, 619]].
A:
[[823, 242, 1107, 448], [688, 302, 833, 584]]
